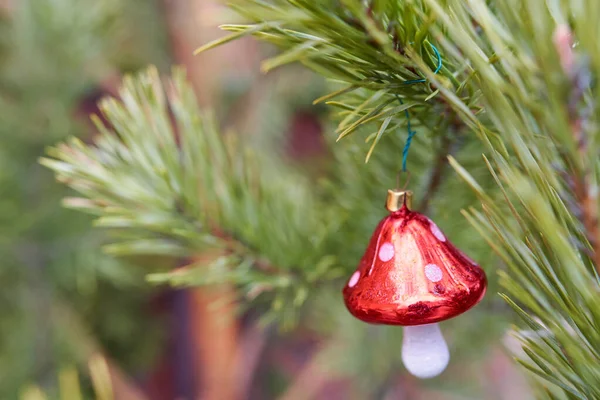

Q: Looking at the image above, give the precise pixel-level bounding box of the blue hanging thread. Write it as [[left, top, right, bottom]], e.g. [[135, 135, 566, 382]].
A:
[[399, 43, 443, 172]]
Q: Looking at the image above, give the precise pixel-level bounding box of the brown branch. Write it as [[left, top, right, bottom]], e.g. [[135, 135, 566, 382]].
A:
[[175, 251, 238, 400], [0, 0, 11, 14], [161, 0, 263, 397], [189, 281, 239, 400], [569, 135, 600, 273], [161, 0, 259, 107], [418, 132, 454, 215], [553, 25, 600, 274]]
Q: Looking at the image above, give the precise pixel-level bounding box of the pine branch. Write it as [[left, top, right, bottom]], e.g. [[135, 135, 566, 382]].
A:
[[433, 2, 600, 396], [554, 25, 600, 276], [33, 0, 600, 395], [41, 67, 343, 324], [195, 0, 458, 154], [193, 0, 600, 396], [418, 131, 454, 215]]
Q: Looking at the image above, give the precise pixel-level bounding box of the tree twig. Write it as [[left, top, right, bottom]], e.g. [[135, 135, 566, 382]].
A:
[[419, 132, 454, 215]]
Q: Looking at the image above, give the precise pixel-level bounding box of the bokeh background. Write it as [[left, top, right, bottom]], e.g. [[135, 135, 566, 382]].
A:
[[0, 0, 534, 398]]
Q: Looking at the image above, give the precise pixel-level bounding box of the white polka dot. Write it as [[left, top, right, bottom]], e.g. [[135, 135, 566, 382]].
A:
[[378, 242, 395, 262], [348, 271, 360, 287], [425, 264, 443, 282], [429, 221, 446, 242]]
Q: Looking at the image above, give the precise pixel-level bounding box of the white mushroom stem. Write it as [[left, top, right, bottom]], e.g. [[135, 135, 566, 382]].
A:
[[401, 323, 450, 379]]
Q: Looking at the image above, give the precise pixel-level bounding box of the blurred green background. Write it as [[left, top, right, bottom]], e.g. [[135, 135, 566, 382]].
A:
[[0, 0, 532, 399]]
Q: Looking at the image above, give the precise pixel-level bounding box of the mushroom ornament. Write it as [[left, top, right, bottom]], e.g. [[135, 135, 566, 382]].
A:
[[343, 189, 487, 379]]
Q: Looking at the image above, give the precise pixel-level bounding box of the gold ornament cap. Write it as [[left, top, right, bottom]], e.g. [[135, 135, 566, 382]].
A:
[[386, 189, 413, 212]]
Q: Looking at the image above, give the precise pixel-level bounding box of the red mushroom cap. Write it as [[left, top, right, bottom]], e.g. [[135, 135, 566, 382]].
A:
[[343, 192, 486, 326]]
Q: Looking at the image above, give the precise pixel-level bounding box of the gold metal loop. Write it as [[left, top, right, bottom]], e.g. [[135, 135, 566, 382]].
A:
[[386, 189, 413, 212]]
